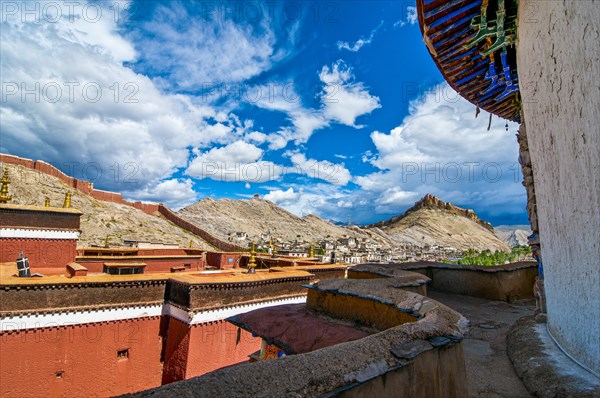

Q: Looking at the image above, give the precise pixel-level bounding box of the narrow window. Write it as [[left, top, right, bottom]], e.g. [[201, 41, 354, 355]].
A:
[[117, 349, 129, 360]]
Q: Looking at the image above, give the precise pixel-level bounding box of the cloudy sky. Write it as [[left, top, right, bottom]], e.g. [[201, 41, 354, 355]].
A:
[[0, 0, 526, 225]]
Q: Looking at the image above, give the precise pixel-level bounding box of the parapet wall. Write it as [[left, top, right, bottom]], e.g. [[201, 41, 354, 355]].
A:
[[357, 261, 538, 303]]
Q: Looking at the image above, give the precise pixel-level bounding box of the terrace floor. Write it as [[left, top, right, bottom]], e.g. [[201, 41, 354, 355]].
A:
[[428, 291, 534, 398]]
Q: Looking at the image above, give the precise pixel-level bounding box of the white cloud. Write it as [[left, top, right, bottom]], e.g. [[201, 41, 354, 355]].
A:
[[245, 131, 268, 144], [128, 3, 279, 90], [354, 83, 524, 216], [124, 178, 198, 210], [337, 20, 383, 52], [319, 60, 381, 127], [264, 187, 299, 205], [0, 1, 254, 199], [186, 141, 283, 183], [286, 152, 352, 186], [253, 60, 380, 149], [394, 6, 418, 28]]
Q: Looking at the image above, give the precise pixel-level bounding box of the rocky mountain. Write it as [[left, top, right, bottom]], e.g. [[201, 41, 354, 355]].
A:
[[2, 163, 212, 249], [494, 225, 532, 247], [365, 194, 510, 252], [178, 196, 370, 244]]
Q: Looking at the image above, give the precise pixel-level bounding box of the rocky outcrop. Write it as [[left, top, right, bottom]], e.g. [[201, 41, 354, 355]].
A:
[[367, 194, 494, 232], [364, 195, 509, 252]]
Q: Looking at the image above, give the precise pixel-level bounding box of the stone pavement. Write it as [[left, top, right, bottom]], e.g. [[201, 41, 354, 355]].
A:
[[428, 291, 534, 398]]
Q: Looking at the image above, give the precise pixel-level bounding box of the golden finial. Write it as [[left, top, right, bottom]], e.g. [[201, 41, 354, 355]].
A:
[[63, 190, 72, 208], [309, 243, 315, 258], [189, 240, 194, 248], [104, 234, 110, 248], [272, 240, 278, 258], [0, 167, 13, 204], [44, 197, 50, 207], [247, 242, 257, 274]]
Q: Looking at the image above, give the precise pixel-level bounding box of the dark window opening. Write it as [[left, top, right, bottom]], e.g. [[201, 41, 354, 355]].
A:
[[103, 266, 144, 275], [184, 263, 191, 269], [55, 371, 64, 379], [117, 349, 129, 360]]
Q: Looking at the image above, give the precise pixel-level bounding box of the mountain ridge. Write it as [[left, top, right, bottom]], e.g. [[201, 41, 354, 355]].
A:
[[366, 194, 494, 231]]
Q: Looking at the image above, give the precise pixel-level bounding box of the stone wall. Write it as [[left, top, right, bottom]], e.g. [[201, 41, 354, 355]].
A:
[[158, 205, 245, 252], [358, 262, 538, 302], [517, 0, 600, 374]]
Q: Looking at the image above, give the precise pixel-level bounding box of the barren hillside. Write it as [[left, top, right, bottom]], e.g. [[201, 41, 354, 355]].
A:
[[178, 196, 370, 244], [2, 163, 212, 249]]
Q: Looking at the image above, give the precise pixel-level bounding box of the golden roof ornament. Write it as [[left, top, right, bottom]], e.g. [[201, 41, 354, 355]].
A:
[[104, 234, 110, 248], [247, 242, 257, 274], [63, 190, 72, 208], [189, 240, 194, 248], [309, 244, 315, 258], [272, 240, 278, 258], [44, 197, 50, 207], [0, 167, 13, 203]]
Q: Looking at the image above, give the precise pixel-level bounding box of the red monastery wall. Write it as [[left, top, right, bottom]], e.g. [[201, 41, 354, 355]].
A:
[[1, 316, 262, 397], [0, 318, 164, 398], [0, 238, 77, 269], [161, 318, 260, 384], [186, 320, 260, 378]]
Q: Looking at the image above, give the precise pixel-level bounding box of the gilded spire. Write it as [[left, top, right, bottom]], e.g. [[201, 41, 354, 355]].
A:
[[189, 240, 194, 248], [309, 243, 315, 258], [63, 190, 72, 208], [44, 197, 50, 207], [272, 240, 278, 258], [104, 234, 110, 248], [0, 167, 13, 203], [247, 242, 257, 274]]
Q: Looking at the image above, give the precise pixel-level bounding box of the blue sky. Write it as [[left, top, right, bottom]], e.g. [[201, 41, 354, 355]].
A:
[[0, 0, 527, 225]]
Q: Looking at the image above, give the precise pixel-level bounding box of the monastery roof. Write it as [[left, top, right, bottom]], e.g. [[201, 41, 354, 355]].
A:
[[0, 203, 83, 215], [417, 0, 521, 122], [229, 303, 374, 354], [0, 264, 312, 287]]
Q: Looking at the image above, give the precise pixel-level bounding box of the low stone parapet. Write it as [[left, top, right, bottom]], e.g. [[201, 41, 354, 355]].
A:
[[358, 261, 538, 302]]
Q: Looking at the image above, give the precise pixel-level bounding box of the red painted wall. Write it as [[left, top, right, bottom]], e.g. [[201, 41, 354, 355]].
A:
[[161, 317, 193, 384], [0, 316, 261, 397], [186, 320, 260, 378], [0, 318, 164, 398], [205, 252, 243, 269], [0, 238, 77, 269]]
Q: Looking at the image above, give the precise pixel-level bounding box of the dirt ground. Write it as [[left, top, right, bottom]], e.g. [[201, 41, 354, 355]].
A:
[[428, 291, 534, 398]]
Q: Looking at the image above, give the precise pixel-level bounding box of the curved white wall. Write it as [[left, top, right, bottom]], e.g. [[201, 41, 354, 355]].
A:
[[517, 0, 600, 375]]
